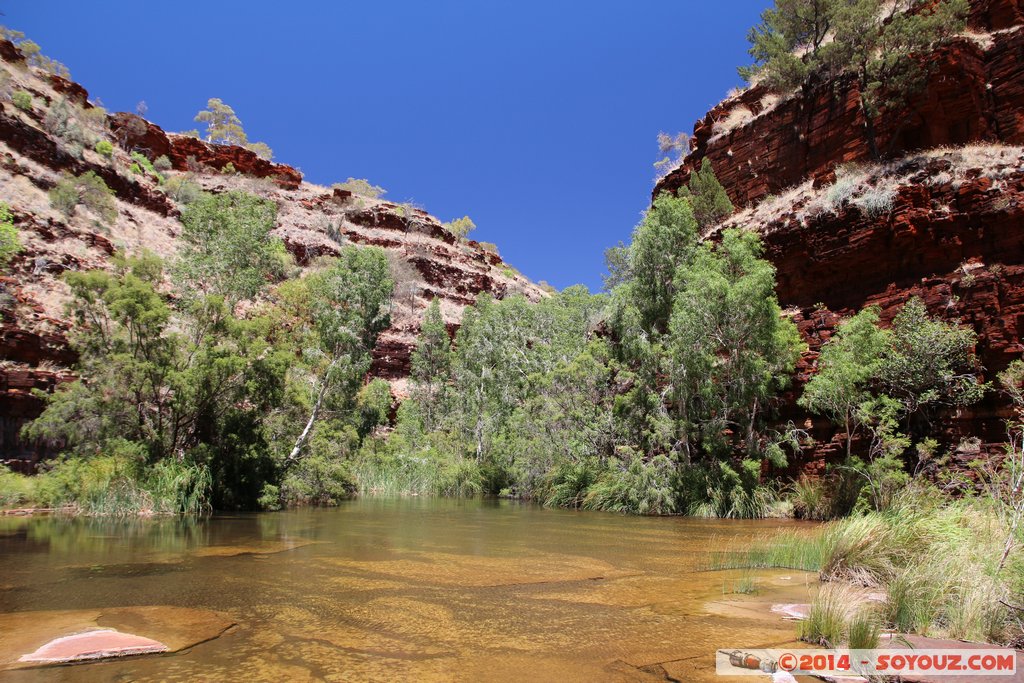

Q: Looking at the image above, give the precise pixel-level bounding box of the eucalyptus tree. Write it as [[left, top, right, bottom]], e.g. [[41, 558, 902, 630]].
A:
[[285, 247, 394, 465]]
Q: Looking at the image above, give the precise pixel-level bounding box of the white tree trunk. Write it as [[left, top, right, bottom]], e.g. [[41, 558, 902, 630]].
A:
[[286, 360, 336, 465]]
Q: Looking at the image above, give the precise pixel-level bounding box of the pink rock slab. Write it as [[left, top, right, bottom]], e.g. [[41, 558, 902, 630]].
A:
[[770, 603, 810, 620], [18, 629, 168, 663]]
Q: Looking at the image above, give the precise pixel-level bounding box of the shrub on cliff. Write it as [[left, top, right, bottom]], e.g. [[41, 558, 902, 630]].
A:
[[741, 0, 969, 158], [653, 131, 689, 179], [48, 171, 117, 224], [44, 98, 91, 151], [0, 203, 21, 271], [444, 215, 476, 240], [678, 158, 733, 229], [94, 139, 113, 157], [245, 141, 273, 161], [129, 151, 162, 180], [11, 90, 31, 111], [333, 177, 386, 199], [0, 26, 70, 78], [162, 175, 203, 205]]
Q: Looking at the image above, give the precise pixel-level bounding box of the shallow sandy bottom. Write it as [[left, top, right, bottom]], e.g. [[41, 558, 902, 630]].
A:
[[0, 500, 823, 682]]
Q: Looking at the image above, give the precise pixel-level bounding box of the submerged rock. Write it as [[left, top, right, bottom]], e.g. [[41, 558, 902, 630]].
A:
[[18, 628, 167, 663], [0, 605, 234, 670]]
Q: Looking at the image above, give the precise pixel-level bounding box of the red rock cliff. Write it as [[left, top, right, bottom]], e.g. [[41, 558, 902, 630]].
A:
[[655, 1, 1024, 470], [0, 49, 544, 470], [654, 1, 1024, 208]]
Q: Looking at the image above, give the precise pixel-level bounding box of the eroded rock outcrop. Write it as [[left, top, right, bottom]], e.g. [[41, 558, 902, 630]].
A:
[[109, 113, 303, 190], [0, 54, 544, 468], [726, 146, 1024, 469], [654, 6, 1024, 208]]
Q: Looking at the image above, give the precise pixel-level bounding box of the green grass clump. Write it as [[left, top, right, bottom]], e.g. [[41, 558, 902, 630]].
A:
[[723, 570, 760, 595], [582, 455, 677, 515], [707, 486, 1021, 644], [815, 490, 1015, 643], [801, 591, 880, 650], [542, 459, 600, 509], [1, 450, 211, 517], [801, 583, 854, 647], [354, 435, 482, 498], [12, 90, 31, 111], [847, 609, 881, 650], [706, 529, 826, 572], [0, 466, 34, 508]]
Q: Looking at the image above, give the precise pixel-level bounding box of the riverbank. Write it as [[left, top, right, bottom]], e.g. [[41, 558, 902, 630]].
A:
[[711, 488, 1024, 654]]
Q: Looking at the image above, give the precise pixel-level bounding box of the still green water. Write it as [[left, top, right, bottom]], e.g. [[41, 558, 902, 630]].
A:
[[0, 498, 815, 682]]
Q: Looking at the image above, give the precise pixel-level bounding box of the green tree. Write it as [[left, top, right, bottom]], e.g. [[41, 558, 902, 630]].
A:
[[444, 215, 476, 240], [24, 252, 289, 495], [602, 241, 631, 291], [799, 306, 889, 456], [800, 297, 985, 461], [742, 0, 969, 158], [668, 229, 803, 460], [628, 192, 700, 333], [739, 0, 839, 89], [177, 191, 283, 306], [195, 98, 247, 146], [245, 141, 273, 161], [357, 378, 393, 436], [679, 158, 733, 230], [410, 299, 452, 430], [285, 247, 394, 465], [446, 288, 604, 470], [877, 297, 985, 426], [505, 339, 617, 498]]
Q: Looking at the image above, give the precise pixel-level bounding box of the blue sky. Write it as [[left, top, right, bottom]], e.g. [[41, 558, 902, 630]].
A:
[[12, 1, 768, 291]]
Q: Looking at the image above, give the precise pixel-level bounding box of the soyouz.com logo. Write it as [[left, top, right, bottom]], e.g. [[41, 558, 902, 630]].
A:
[[715, 648, 1017, 677]]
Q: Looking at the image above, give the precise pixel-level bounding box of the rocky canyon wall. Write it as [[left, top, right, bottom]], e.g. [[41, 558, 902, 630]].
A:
[[0, 42, 544, 470], [656, 0, 1024, 470]]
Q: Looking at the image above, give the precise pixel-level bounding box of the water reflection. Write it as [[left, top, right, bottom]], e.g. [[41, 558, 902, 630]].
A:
[[0, 499, 817, 682]]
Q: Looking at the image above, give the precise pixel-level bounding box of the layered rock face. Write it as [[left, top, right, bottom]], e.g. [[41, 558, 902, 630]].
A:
[[655, 0, 1024, 469], [108, 113, 303, 190], [728, 146, 1024, 469], [655, 1, 1024, 208], [0, 44, 543, 469]]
